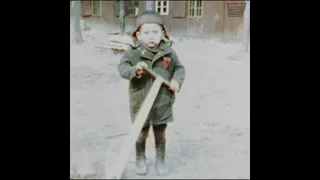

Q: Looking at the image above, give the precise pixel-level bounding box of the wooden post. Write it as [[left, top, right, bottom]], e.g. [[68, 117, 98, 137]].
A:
[[146, 0, 154, 11], [119, 0, 126, 35], [241, 1, 250, 52]]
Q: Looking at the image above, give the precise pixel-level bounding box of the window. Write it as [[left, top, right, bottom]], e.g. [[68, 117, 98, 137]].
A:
[[91, 1, 102, 16], [155, 1, 169, 15], [127, 0, 139, 16], [227, 3, 246, 17], [188, 0, 203, 18]]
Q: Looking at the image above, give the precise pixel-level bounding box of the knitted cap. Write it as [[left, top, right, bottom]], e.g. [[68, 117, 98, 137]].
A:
[[132, 11, 169, 42]]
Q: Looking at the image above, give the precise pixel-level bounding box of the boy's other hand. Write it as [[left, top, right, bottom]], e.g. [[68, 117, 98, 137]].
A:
[[169, 79, 180, 92]]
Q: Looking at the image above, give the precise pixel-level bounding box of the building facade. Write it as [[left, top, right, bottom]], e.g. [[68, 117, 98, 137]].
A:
[[80, 0, 246, 38]]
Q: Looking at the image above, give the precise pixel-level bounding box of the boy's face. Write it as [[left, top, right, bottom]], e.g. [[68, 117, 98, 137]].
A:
[[137, 23, 163, 48]]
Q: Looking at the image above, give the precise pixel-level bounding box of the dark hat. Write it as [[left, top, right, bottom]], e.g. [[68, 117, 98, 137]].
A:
[[132, 11, 169, 42]]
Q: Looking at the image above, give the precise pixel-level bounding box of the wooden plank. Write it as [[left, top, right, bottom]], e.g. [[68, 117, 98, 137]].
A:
[[106, 35, 134, 46], [105, 77, 166, 179], [143, 67, 171, 88]]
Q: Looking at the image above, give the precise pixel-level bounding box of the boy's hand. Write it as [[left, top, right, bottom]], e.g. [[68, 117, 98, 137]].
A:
[[169, 79, 180, 92], [135, 62, 148, 78]]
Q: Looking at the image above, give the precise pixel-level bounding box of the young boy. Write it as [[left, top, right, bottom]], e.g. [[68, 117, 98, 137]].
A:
[[117, 11, 185, 176]]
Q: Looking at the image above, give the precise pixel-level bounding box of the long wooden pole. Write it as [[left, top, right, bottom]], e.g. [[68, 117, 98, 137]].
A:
[[106, 67, 172, 179], [106, 77, 164, 179]]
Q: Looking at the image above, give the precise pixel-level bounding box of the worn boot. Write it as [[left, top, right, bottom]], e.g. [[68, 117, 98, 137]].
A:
[[154, 125, 169, 176], [135, 127, 150, 175]]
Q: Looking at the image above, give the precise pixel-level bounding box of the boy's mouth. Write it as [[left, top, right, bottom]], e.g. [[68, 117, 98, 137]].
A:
[[148, 42, 156, 47]]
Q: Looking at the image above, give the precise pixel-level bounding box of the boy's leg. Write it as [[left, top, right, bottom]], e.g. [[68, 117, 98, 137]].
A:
[[153, 124, 169, 176], [135, 125, 150, 175]]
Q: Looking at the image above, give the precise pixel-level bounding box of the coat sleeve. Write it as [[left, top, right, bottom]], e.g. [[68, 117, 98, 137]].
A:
[[118, 48, 138, 80], [172, 51, 186, 87]]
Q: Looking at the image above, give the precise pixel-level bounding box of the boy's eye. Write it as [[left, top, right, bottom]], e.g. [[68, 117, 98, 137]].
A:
[[152, 30, 159, 34], [143, 31, 149, 35]]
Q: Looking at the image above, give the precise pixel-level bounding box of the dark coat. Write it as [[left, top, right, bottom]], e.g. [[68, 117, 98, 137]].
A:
[[118, 41, 185, 127]]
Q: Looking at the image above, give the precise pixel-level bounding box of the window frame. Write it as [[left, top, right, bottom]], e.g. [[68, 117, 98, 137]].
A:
[[155, 0, 170, 15], [187, 0, 204, 18], [126, 0, 139, 17], [91, 0, 102, 16]]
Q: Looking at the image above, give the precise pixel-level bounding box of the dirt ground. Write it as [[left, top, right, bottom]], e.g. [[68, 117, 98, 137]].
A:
[[70, 25, 250, 179]]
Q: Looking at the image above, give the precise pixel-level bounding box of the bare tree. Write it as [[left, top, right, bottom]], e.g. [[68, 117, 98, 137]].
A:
[[72, 1, 83, 44], [120, 0, 126, 35]]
